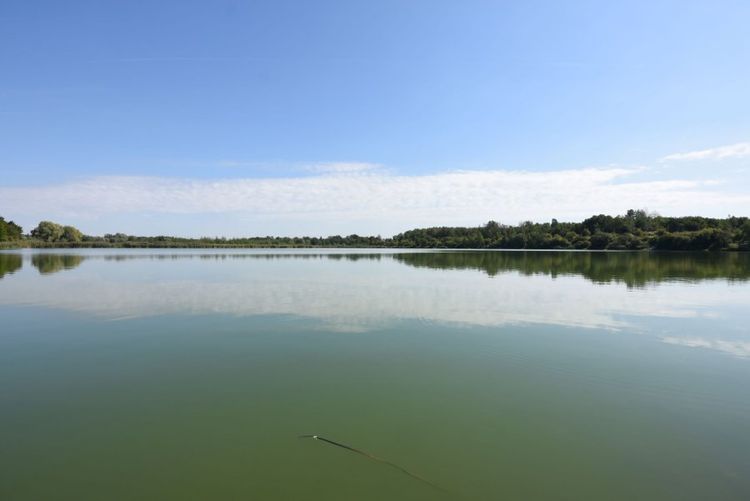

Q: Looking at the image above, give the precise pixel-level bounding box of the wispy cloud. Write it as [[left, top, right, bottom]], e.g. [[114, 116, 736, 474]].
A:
[[1, 167, 747, 236], [661, 142, 750, 162], [304, 162, 383, 174], [182, 159, 383, 173]]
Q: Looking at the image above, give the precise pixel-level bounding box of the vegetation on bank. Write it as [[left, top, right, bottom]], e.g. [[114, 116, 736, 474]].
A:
[[393, 211, 750, 251], [0, 216, 23, 242], [1, 210, 749, 251]]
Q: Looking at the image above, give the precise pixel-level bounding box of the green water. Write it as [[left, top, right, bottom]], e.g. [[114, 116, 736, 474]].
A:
[[1, 250, 749, 500]]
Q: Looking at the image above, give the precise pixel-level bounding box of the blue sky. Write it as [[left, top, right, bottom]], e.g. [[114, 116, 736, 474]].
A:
[[1, 0, 749, 236]]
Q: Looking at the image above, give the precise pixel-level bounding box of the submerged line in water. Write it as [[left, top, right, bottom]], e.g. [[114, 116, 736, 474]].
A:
[[299, 434, 445, 492]]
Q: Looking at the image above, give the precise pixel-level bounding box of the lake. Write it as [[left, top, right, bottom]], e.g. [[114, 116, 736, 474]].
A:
[[1, 249, 749, 500]]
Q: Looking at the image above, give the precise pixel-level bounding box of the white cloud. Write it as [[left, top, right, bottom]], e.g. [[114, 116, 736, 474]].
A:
[[304, 162, 382, 174], [661, 142, 750, 162], [1, 167, 748, 236]]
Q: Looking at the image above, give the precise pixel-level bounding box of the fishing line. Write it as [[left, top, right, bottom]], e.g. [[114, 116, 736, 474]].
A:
[[299, 434, 445, 492]]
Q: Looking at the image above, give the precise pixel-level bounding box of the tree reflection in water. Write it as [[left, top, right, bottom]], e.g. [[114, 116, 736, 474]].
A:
[[0, 254, 22, 279], [31, 254, 85, 275]]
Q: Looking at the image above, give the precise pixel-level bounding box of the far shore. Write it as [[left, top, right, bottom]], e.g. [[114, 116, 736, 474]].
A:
[[3, 211, 749, 251]]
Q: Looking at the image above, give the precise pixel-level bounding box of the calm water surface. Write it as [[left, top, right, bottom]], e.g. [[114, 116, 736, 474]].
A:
[[1, 249, 749, 500]]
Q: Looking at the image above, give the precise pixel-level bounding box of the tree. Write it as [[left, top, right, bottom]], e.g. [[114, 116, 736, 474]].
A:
[[626, 209, 651, 230], [742, 221, 750, 244], [589, 232, 612, 250], [31, 221, 65, 242], [0, 216, 23, 241], [30, 221, 83, 243], [482, 221, 502, 241], [62, 226, 83, 242]]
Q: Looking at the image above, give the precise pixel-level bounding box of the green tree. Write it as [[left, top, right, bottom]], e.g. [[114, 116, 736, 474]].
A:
[[31, 221, 65, 242], [62, 226, 83, 242], [741, 221, 750, 246], [482, 221, 502, 241], [30, 221, 83, 243], [0, 216, 23, 241], [589, 232, 613, 250]]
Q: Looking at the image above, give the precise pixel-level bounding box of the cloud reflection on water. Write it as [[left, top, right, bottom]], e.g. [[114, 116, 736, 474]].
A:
[[1, 250, 748, 357]]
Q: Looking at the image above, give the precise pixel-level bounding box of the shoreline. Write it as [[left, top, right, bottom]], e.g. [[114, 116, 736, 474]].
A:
[[1, 242, 747, 252]]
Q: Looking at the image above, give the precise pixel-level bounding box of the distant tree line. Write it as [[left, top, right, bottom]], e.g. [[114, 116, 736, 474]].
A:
[[1, 210, 749, 250], [391, 210, 750, 251], [82, 232, 387, 248]]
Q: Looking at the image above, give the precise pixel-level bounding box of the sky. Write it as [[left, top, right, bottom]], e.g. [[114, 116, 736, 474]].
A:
[[1, 0, 749, 237]]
